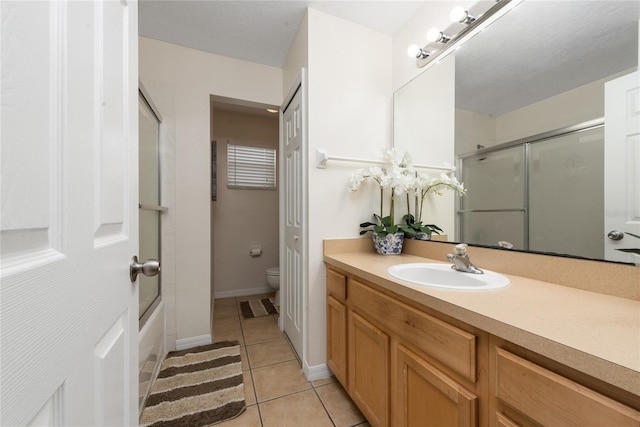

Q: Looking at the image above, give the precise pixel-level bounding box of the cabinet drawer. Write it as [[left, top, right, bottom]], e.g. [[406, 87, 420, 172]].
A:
[[327, 268, 347, 302], [495, 348, 640, 426], [350, 277, 476, 382]]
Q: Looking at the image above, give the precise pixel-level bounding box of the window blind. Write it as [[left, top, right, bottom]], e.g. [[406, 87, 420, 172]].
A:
[[227, 144, 276, 189]]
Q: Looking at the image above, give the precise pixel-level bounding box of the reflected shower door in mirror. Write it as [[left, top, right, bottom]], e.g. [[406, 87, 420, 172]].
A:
[[459, 146, 526, 250], [460, 125, 604, 259], [393, 1, 639, 263], [529, 127, 604, 259]]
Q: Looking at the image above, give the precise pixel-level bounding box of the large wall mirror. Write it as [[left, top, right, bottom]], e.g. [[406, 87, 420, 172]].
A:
[[394, 1, 639, 264]]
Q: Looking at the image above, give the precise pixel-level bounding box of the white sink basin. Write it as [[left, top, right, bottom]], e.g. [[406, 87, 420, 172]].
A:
[[387, 263, 510, 291]]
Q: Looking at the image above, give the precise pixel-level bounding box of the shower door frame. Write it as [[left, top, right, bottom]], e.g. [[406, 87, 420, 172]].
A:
[[138, 82, 166, 328], [456, 117, 605, 249]]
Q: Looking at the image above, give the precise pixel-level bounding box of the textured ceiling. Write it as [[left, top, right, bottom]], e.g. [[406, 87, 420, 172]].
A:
[[454, 1, 640, 116], [140, 1, 639, 117], [139, 0, 426, 68]]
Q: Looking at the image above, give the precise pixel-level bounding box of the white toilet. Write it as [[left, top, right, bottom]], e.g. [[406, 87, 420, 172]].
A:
[[266, 267, 280, 306]]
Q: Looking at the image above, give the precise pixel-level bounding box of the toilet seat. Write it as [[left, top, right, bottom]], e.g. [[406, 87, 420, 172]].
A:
[[267, 267, 279, 276]]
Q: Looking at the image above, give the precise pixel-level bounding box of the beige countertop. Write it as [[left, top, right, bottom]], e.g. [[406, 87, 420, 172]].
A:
[[324, 247, 640, 396]]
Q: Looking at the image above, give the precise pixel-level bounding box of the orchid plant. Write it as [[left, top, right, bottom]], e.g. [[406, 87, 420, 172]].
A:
[[403, 171, 466, 237], [349, 149, 415, 237], [349, 148, 466, 239]]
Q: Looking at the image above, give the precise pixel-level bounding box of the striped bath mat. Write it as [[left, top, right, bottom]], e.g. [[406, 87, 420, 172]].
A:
[[239, 297, 279, 319], [140, 341, 245, 427]]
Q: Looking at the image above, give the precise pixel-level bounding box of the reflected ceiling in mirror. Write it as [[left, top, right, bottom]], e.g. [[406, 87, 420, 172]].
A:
[[456, 1, 639, 116]]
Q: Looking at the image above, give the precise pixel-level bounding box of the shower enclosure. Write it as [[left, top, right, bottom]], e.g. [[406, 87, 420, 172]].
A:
[[458, 122, 604, 260], [138, 90, 164, 325]]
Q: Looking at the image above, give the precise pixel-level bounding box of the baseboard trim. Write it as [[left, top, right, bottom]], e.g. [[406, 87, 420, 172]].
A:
[[175, 334, 212, 351], [213, 286, 273, 299], [303, 361, 333, 382]]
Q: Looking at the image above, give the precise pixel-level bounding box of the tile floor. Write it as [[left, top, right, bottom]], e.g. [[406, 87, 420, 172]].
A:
[[212, 294, 369, 427]]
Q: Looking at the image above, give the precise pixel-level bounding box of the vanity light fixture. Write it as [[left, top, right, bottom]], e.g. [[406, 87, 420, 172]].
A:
[[266, 108, 278, 113], [450, 6, 477, 25], [407, 44, 431, 59], [413, 0, 523, 69], [427, 28, 452, 44]]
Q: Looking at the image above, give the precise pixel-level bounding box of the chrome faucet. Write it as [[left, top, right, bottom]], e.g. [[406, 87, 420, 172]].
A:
[[447, 243, 484, 274]]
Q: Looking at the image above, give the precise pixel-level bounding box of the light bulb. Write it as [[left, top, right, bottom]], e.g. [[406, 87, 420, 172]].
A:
[[450, 6, 467, 22], [426, 28, 440, 42], [407, 44, 421, 58], [427, 28, 450, 43], [450, 6, 477, 24]]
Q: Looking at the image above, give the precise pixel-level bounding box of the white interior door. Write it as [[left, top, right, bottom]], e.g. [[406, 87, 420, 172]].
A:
[[1, 1, 139, 425], [604, 70, 640, 264], [281, 80, 305, 361]]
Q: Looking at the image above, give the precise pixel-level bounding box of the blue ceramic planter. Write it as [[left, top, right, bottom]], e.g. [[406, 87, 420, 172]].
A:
[[372, 231, 404, 255], [406, 232, 432, 241]]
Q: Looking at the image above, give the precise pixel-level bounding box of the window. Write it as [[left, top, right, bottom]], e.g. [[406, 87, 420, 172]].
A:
[[227, 144, 276, 190]]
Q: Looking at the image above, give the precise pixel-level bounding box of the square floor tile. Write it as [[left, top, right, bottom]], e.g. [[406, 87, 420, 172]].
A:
[[214, 297, 237, 308], [240, 313, 277, 327], [215, 404, 261, 427], [315, 382, 365, 427], [311, 376, 337, 388], [246, 338, 296, 369], [213, 314, 242, 333], [214, 305, 239, 319], [243, 370, 256, 406], [213, 329, 245, 346], [259, 389, 333, 427], [252, 360, 311, 402], [240, 345, 249, 371], [242, 322, 284, 345]]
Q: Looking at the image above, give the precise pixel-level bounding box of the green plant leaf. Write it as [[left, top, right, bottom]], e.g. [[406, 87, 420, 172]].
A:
[[399, 225, 417, 235], [380, 216, 392, 227], [426, 224, 443, 233], [624, 232, 640, 240], [359, 221, 376, 228]]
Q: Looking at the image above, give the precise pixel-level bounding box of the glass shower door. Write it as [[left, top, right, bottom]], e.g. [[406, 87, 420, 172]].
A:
[[138, 93, 163, 324], [529, 127, 604, 259], [459, 145, 527, 249]]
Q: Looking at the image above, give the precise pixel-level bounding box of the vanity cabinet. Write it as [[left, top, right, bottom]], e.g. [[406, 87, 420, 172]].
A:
[[326, 264, 640, 427], [491, 344, 640, 427], [326, 266, 482, 427], [349, 310, 390, 426], [396, 343, 478, 426], [326, 268, 348, 386]]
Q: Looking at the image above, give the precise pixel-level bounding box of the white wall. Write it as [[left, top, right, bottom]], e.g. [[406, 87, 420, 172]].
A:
[[393, 55, 456, 236], [139, 37, 282, 345], [304, 8, 393, 369]]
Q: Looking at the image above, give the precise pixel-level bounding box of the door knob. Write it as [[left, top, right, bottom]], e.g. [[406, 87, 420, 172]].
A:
[[607, 230, 625, 241], [130, 256, 160, 282]]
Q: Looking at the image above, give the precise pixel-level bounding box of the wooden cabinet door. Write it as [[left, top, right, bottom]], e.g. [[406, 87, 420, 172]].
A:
[[495, 348, 640, 426], [327, 295, 348, 386], [396, 344, 478, 427], [349, 311, 389, 427]]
